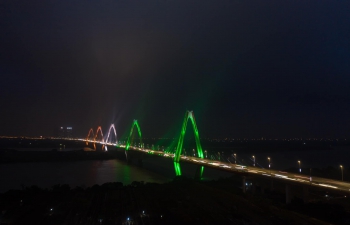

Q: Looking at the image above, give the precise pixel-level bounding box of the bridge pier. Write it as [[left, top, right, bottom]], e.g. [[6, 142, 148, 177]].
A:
[[242, 176, 246, 193], [125, 151, 133, 164], [194, 166, 204, 180]]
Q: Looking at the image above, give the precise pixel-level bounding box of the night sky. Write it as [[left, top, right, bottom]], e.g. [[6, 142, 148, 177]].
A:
[[1, 0, 350, 139]]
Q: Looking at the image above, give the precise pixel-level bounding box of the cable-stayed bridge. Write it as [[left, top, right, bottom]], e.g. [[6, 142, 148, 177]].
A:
[[76, 111, 350, 203]]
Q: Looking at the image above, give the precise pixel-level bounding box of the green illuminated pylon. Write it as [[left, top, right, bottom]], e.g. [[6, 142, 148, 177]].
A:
[[174, 111, 204, 177], [125, 120, 143, 151], [174, 162, 181, 176]]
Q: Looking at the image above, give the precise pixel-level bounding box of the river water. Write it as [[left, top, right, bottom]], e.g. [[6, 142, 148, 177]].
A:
[[0, 159, 171, 193], [0, 146, 349, 193]]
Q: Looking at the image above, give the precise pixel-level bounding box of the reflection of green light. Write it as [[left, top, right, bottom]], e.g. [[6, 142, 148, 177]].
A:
[[174, 111, 204, 177], [125, 120, 142, 151], [174, 162, 182, 176], [123, 164, 131, 184], [200, 166, 204, 178]]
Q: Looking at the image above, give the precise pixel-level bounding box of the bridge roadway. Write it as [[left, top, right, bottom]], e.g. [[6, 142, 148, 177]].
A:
[[81, 139, 350, 194]]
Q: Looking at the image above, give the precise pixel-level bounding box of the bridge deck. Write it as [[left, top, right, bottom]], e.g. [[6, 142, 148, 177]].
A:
[[83, 140, 350, 193]]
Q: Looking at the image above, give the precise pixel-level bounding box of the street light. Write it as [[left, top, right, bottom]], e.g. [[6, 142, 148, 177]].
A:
[[234, 153, 237, 164], [268, 157, 271, 175], [205, 150, 207, 158], [340, 165, 344, 181], [193, 149, 195, 157], [298, 160, 301, 173], [252, 155, 255, 167]]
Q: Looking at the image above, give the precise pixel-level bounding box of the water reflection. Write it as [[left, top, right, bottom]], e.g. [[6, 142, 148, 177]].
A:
[[122, 162, 131, 184], [0, 159, 170, 193]]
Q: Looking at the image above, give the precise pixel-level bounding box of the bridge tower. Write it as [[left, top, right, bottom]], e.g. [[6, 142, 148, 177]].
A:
[[105, 123, 118, 145], [125, 120, 143, 151], [86, 128, 94, 146], [94, 126, 105, 151], [174, 111, 204, 178]]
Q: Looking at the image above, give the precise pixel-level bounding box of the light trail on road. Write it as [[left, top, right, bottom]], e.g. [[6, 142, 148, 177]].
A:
[[79, 138, 350, 193]]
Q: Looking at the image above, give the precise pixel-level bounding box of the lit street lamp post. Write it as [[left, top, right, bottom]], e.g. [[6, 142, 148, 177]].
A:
[[205, 150, 207, 159], [234, 153, 236, 164], [298, 160, 301, 173], [268, 157, 271, 174], [340, 165, 344, 181], [252, 155, 255, 167]]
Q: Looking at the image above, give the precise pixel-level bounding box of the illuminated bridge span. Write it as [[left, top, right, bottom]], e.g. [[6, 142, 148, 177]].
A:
[[85, 128, 94, 146], [85, 124, 117, 150], [174, 111, 204, 177], [125, 120, 142, 151], [80, 111, 350, 201], [105, 124, 117, 145], [84, 112, 205, 176]]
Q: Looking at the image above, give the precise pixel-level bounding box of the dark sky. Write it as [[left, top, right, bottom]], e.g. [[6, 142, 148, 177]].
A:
[[1, 0, 350, 139]]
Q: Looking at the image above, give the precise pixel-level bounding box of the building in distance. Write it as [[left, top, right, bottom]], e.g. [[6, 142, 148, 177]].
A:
[[55, 127, 73, 138]]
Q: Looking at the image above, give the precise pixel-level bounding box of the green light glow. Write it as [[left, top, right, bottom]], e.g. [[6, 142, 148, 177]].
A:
[[174, 111, 204, 177], [125, 120, 143, 151], [200, 165, 204, 178], [174, 162, 182, 176]]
